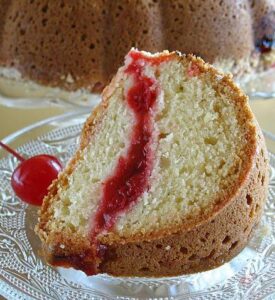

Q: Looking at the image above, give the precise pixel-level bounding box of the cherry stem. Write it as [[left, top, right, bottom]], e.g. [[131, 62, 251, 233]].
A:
[[0, 141, 25, 162]]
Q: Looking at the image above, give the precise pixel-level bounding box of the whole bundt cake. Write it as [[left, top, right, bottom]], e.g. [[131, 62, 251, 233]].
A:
[[0, 0, 274, 96], [36, 49, 269, 277]]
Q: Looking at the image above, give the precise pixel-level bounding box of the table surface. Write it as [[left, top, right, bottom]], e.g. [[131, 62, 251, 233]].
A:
[[0, 99, 274, 156]]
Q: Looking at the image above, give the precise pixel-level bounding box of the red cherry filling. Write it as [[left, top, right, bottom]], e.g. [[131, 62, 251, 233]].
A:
[[0, 141, 62, 206], [187, 62, 201, 77], [93, 50, 169, 238], [255, 11, 275, 54], [256, 34, 274, 54]]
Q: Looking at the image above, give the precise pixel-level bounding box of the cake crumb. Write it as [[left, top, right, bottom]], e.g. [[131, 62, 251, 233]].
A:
[[66, 74, 74, 84]]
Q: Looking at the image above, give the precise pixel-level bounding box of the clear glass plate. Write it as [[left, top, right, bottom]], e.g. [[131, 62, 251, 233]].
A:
[[0, 76, 101, 109], [0, 68, 275, 109], [241, 68, 275, 100], [0, 111, 274, 300]]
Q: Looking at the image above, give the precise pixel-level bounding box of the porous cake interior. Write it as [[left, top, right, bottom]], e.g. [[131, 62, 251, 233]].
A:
[[48, 51, 250, 241]]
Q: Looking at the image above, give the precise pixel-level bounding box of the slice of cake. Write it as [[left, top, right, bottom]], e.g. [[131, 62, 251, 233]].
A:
[[36, 49, 269, 277]]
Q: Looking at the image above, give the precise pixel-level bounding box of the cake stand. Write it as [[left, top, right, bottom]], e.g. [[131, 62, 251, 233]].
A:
[[0, 68, 275, 109]]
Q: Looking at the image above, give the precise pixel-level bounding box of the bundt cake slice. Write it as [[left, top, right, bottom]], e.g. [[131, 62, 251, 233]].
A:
[[36, 49, 269, 277]]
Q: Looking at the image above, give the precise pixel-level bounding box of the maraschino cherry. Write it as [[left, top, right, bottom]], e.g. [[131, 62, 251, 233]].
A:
[[0, 141, 62, 206]]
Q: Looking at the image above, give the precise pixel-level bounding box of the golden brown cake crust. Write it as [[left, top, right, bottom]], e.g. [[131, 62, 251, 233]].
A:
[[36, 53, 269, 277], [0, 0, 274, 91], [100, 124, 269, 276]]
